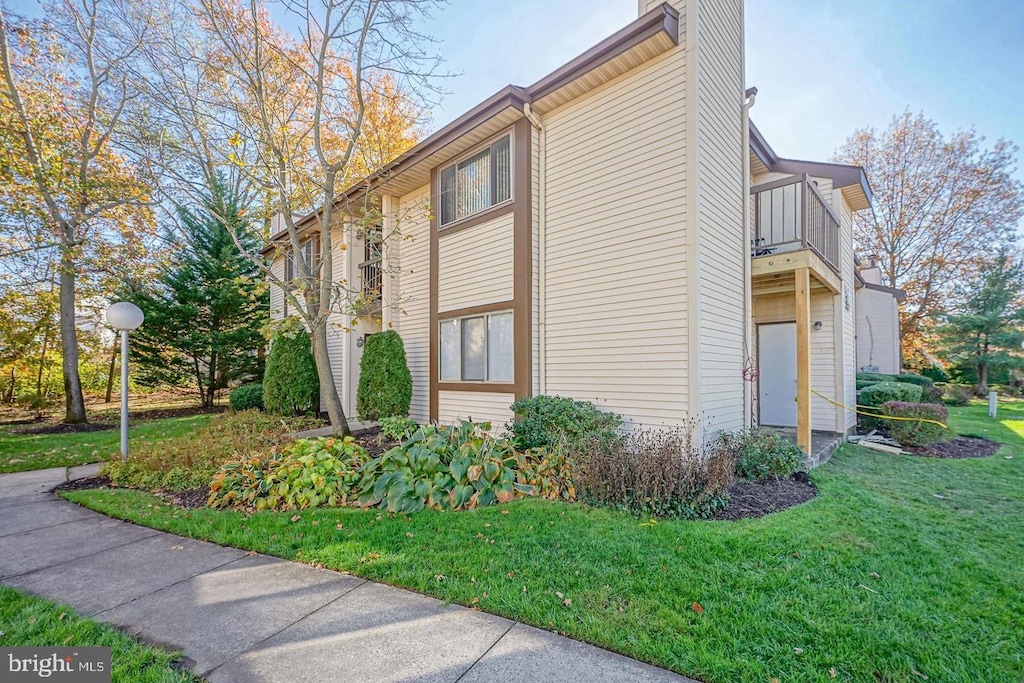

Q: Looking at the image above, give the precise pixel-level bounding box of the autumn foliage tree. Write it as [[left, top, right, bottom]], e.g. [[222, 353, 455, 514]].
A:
[[125, 0, 433, 435], [0, 2, 157, 422], [836, 110, 1024, 366]]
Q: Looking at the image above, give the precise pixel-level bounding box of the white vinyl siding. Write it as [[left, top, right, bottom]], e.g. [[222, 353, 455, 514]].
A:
[[543, 45, 690, 428], [694, 0, 745, 433], [856, 288, 901, 375], [269, 256, 285, 319], [437, 212, 514, 312], [437, 391, 515, 430], [394, 187, 432, 424], [836, 192, 858, 431]]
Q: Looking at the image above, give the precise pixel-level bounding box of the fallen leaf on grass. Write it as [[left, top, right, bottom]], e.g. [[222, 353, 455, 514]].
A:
[[829, 667, 837, 679], [869, 572, 881, 579], [691, 602, 704, 614], [562, 599, 572, 607], [406, 532, 414, 538], [639, 518, 658, 527], [794, 647, 804, 655], [555, 591, 564, 599], [291, 515, 301, 523], [911, 670, 928, 680], [501, 509, 509, 515], [57, 613, 66, 621]]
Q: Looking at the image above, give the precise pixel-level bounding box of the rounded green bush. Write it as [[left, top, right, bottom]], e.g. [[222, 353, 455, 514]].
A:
[[356, 330, 412, 421], [507, 395, 622, 452], [264, 322, 319, 416], [895, 373, 934, 388], [719, 428, 805, 481], [229, 383, 264, 412], [859, 381, 923, 430]]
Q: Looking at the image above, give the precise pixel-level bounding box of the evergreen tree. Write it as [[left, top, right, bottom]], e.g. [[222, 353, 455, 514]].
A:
[[938, 251, 1024, 395], [125, 178, 268, 407]]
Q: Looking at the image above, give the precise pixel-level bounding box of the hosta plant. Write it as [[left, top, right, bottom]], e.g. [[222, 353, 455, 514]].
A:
[[356, 421, 525, 513], [208, 436, 369, 511]]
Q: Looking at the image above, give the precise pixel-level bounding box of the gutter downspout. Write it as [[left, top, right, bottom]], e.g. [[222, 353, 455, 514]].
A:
[[523, 103, 546, 395], [742, 87, 757, 428]]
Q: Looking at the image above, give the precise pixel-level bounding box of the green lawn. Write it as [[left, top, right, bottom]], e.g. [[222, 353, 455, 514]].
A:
[[0, 586, 198, 682], [0, 414, 215, 474], [62, 404, 1024, 683]]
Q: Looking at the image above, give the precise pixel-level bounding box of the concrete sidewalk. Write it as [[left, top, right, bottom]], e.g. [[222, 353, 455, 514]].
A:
[[0, 466, 694, 683]]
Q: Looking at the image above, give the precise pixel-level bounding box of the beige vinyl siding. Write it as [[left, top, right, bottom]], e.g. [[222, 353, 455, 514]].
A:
[[437, 212, 514, 312], [856, 288, 901, 375], [437, 391, 515, 429], [394, 186, 432, 424], [836, 193, 858, 431], [694, 0, 745, 433], [269, 256, 285, 320], [542, 44, 690, 428]]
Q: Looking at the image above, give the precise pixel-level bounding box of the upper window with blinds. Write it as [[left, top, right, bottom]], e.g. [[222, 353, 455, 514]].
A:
[[438, 134, 511, 227]]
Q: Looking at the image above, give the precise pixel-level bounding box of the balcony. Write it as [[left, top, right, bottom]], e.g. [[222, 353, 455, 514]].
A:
[[751, 173, 840, 272], [358, 229, 383, 316]]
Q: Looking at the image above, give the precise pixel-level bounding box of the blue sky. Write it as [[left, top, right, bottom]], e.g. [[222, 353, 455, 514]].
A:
[[421, 0, 1024, 177]]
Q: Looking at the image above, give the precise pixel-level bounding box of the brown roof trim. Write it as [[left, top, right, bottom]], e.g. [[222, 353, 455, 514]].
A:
[[862, 281, 906, 302], [525, 3, 679, 101], [748, 120, 873, 207]]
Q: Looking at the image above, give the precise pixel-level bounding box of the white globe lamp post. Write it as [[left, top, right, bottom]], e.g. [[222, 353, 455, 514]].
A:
[[106, 302, 144, 460]]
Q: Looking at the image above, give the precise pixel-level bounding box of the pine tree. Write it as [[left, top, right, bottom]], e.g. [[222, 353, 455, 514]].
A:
[[125, 178, 268, 407], [939, 251, 1024, 395]]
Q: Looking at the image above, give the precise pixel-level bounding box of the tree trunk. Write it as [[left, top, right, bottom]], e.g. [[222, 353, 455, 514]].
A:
[[206, 350, 217, 409], [5, 366, 15, 404], [310, 320, 350, 436], [59, 251, 87, 423], [104, 335, 118, 403], [978, 362, 988, 397]]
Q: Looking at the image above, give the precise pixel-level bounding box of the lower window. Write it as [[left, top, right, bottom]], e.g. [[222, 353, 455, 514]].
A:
[[440, 311, 513, 382]]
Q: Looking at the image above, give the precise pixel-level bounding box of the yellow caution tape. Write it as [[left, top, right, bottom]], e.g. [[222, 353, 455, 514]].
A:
[[810, 389, 948, 429]]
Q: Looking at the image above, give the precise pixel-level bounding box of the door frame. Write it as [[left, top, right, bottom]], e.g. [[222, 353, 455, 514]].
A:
[[757, 321, 798, 428]]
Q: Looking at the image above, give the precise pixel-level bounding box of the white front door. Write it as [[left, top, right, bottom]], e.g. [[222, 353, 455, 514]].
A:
[[759, 322, 797, 427]]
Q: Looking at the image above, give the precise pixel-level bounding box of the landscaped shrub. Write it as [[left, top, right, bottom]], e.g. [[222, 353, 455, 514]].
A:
[[377, 416, 418, 442], [921, 366, 950, 383], [895, 373, 934, 388], [514, 446, 577, 502], [264, 321, 319, 415], [856, 379, 878, 391], [229, 383, 264, 412], [207, 436, 369, 510], [356, 330, 413, 421], [356, 421, 524, 513], [856, 372, 897, 385], [103, 411, 322, 491], [506, 395, 622, 452], [718, 428, 805, 481], [859, 381, 923, 430], [880, 401, 949, 447], [943, 384, 973, 407], [921, 383, 944, 403], [576, 427, 733, 519]]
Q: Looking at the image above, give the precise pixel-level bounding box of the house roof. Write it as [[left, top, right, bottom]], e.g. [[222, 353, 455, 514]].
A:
[[749, 120, 873, 212], [262, 2, 679, 253], [861, 281, 907, 302]]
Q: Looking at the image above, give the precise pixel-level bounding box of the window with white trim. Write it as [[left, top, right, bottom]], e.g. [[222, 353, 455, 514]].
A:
[[285, 235, 319, 282], [439, 311, 513, 382], [438, 134, 511, 226]]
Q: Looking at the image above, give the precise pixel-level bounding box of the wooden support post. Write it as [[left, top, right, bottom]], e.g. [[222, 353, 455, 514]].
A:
[[795, 267, 812, 454]]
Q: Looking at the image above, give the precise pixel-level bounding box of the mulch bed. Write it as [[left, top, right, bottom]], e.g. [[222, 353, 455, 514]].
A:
[[713, 471, 817, 521], [352, 426, 398, 457], [904, 436, 1002, 459], [53, 475, 112, 493], [14, 422, 118, 435], [13, 405, 226, 436]]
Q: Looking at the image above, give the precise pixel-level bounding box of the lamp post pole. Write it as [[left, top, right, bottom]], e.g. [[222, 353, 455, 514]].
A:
[[120, 329, 130, 461], [106, 302, 144, 462]]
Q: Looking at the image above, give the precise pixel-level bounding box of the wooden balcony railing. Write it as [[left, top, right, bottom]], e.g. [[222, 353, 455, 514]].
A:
[[751, 173, 840, 272]]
